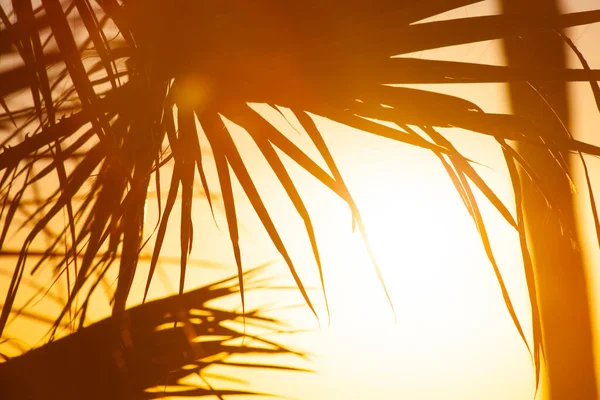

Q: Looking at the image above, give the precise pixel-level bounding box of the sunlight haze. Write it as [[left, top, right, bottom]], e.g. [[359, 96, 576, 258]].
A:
[[2, 0, 600, 399]]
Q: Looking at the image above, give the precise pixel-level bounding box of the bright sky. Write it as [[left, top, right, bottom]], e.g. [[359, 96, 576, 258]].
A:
[[210, 1, 600, 398], [2, 1, 600, 399]]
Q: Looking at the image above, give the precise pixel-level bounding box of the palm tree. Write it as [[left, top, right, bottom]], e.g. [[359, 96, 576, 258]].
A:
[[1, 0, 600, 398], [502, 0, 598, 397]]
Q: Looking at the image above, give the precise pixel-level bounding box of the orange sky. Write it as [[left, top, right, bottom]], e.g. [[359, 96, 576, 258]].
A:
[[2, 1, 600, 399]]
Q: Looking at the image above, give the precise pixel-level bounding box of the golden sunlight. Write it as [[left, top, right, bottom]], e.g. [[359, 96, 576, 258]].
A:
[[317, 130, 534, 399], [3, 1, 600, 400], [222, 113, 539, 399]]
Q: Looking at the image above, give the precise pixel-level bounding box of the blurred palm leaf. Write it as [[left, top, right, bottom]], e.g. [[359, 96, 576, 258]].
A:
[[1, 0, 600, 388], [0, 270, 306, 399]]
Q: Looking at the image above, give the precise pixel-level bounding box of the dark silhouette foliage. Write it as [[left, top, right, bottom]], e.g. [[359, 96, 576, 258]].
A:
[[1, 1, 600, 397], [0, 272, 306, 399]]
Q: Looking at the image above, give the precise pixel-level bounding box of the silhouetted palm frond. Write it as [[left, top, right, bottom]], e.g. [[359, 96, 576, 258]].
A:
[[0, 270, 307, 399], [2, 1, 600, 390]]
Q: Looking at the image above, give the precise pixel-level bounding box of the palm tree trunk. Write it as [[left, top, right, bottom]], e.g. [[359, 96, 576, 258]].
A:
[[501, 0, 597, 398]]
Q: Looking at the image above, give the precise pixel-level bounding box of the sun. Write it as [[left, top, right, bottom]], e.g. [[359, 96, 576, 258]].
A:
[[259, 124, 537, 399], [323, 145, 495, 330]]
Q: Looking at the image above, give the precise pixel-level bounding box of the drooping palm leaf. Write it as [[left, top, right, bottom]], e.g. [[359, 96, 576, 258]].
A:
[[1, 1, 600, 390]]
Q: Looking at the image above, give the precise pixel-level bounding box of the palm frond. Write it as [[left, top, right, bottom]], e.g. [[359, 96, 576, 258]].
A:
[[1, 2, 600, 390], [0, 271, 306, 399]]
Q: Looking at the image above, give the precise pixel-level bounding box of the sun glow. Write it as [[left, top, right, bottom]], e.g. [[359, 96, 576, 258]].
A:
[[361, 175, 489, 327], [3, 0, 600, 399], [257, 118, 538, 399]]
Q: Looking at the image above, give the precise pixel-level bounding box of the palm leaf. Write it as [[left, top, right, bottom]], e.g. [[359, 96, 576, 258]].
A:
[[0, 271, 306, 399], [1, 2, 600, 390]]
